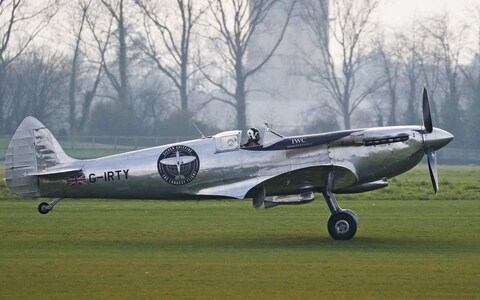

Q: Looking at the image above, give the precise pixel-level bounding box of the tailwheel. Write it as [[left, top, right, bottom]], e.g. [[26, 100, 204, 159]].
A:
[[327, 210, 358, 240], [38, 202, 50, 215], [37, 198, 62, 215]]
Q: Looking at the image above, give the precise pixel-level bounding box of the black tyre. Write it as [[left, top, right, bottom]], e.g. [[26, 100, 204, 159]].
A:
[[38, 202, 50, 215], [327, 211, 357, 240]]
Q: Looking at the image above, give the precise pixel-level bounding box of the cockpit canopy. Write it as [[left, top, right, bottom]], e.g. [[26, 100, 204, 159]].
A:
[[212, 123, 285, 152], [213, 130, 241, 153]]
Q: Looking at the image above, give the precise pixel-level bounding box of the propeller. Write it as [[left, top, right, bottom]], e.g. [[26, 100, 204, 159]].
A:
[[422, 87, 433, 133], [422, 87, 438, 194], [427, 147, 438, 193]]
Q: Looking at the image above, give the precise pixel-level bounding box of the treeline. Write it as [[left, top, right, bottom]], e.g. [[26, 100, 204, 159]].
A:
[[0, 0, 479, 149]]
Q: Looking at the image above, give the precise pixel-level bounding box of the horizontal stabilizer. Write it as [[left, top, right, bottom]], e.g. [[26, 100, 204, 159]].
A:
[[25, 167, 83, 177]]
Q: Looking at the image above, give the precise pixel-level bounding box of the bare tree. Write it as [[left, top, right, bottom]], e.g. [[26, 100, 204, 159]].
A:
[[395, 28, 424, 125], [422, 14, 466, 139], [461, 5, 480, 148], [67, 0, 89, 136], [204, 0, 296, 129], [0, 0, 58, 133], [77, 61, 104, 133], [60, 0, 106, 135], [462, 54, 480, 148], [301, 0, 382, 129], [133, 76, 171, 132], [135, 0, 206, 112], [3, 50, 68, 131], [374, 33, 402, 126], [86, 0, 131, 106]]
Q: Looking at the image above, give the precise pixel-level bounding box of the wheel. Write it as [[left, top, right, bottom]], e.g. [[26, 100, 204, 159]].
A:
[[38, 202, 50, 215], [327, 211, 358, 240]]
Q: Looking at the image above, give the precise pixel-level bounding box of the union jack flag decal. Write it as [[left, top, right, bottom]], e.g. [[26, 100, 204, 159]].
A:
[[67, 174, 87, 186]]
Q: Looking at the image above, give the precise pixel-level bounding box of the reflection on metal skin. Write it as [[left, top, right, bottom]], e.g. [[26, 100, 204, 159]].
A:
[[6, 118, 453, 203], [423, 128, 454, 151]]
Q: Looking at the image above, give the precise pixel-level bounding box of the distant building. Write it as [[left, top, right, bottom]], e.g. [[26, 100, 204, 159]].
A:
[[246, 0, 329, 133]]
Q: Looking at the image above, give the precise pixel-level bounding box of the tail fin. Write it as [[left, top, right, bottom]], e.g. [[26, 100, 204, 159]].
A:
[[5, 116, 75, 196]]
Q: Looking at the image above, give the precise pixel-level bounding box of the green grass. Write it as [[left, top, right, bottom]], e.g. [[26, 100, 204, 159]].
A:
[[0, 166, 479, 299], [340, 165, 480, 201]]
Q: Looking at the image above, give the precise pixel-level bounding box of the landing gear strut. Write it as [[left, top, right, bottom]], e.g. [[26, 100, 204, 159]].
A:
[[322, 171, 358, 240], [38, 198, 62, 215]]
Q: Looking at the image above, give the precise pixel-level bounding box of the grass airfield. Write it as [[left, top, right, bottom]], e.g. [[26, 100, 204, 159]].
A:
[[1, 166, 479, 299]]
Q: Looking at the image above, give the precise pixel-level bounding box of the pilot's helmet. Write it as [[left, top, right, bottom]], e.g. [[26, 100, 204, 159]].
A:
[[247, 128, 259, 140]]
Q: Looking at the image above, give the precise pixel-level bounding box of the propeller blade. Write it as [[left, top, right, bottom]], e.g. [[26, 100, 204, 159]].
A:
[[427, 147, 438, 194], [423, 87, 433, 133]]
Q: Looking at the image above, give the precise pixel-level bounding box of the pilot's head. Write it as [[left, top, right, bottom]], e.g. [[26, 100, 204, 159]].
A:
[[247, 128, 261, 141]]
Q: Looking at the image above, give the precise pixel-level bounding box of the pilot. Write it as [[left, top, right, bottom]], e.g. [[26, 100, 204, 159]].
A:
[[242, 128, 261, 147]]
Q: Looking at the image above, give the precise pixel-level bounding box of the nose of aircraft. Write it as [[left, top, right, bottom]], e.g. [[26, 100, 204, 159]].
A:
[[424, 128, 454, 150]]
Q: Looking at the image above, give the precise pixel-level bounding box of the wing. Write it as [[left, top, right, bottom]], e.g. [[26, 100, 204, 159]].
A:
[[261, 165, 358, 196], [196, 177, 267, 199], [195, 164, 358, 200]]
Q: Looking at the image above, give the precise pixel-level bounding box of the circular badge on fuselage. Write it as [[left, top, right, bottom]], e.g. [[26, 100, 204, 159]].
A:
[[157, 145, 200, 185]]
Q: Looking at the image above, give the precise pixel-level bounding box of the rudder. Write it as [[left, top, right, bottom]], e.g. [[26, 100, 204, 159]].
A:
[[5, 116, 74, 196]]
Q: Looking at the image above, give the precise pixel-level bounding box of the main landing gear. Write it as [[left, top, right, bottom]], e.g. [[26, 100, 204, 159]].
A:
[[38, 198, 62, 215], [322, 171, 358, 240]]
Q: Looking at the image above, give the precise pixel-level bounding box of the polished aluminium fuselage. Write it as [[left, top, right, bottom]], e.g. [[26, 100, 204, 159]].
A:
[[37, 125, 451, 200]]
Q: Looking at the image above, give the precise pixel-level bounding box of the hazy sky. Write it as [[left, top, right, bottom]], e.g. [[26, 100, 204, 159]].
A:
[[377, 0, 476, 29]]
